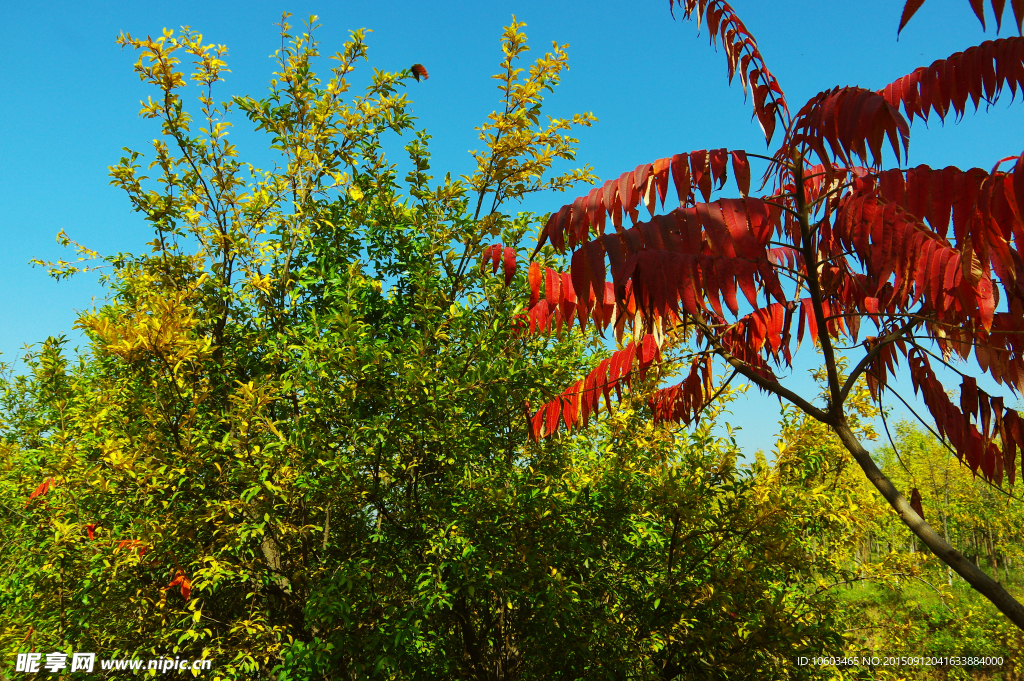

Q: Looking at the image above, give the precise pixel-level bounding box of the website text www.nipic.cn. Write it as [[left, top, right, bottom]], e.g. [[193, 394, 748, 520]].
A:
[[15, 652, 212, 674]]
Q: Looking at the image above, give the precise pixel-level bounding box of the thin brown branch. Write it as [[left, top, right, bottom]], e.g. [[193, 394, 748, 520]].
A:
[[688, 312, 829, 422], [839, 317, 919, 405]]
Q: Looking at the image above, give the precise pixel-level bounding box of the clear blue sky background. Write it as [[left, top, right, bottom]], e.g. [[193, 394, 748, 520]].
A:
[[2, 0, 1023, 455]]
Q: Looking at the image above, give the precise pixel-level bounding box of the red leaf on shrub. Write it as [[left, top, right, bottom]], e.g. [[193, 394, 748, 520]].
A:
[[25, 478, 54, 508]]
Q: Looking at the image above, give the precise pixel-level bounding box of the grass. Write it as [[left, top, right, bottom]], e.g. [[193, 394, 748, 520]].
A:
[[833, 568, 1024, 680]]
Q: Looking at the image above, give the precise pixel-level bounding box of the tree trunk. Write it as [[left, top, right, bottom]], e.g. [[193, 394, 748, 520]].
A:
[[986, 516, 999, 577], [834, 421, 1024, 630], [943, 469, 953, 586]]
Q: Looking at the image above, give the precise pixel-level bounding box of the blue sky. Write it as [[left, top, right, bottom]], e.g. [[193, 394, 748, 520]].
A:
[[2, 0, 1023, 455]]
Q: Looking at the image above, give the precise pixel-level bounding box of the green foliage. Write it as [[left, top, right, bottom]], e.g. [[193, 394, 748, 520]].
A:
[[463, 17, 597, 220]]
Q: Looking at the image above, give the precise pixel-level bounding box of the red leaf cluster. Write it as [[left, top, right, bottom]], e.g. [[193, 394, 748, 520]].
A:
[[788, 87, 909, 169], [521, 263, 590, 336], [651, 355, 713, 425], [481, 244, 516, 286], [720, 302, 792, 373], [835, 192, 979, 323], [862, 338, 909, 401], [526, 336, 662, 441], [517, 7, 1024, 499], [834, 159, 1024, 338], [880, 38, 1024, 124], [868, 165, 982, 239], [899, 0, 1024, 38], [166, 569, 192, 601], [522, 199, 787, 345], [966, 307, 1024, 391], [536, 150, 752, 253], [909, 349, 1020, 484], [24, 478, 54, 508]]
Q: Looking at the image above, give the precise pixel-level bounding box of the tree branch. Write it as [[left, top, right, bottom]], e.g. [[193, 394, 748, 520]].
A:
[[838, 317, 920, 405], [793, 161, 842, 412]]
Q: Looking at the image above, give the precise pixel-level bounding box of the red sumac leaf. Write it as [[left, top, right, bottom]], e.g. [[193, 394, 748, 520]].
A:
[[709, 148, 729, 188], [528, 262, 541, 310], [671, 153, 691, 206], [898, 0, 928, 34], [490, 245, 502, 275], [962, 376, 979, 419], [978, 276, 996, 331], [503, 247, 516, 286], [691, 150, 712, 203], [731, 151, 750, 197], [1013, 0, 1024, 33], [530, 406, 545, 441], [969, 0, 987, 28], [545, 267, 561, 307], [909, 488, 925, 520], [167, 570, 192, 601], [587, 186, 605, 235], [653, 157, 672, 208], [545, 401, 561, 438], [802, 298, 819, 345]]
